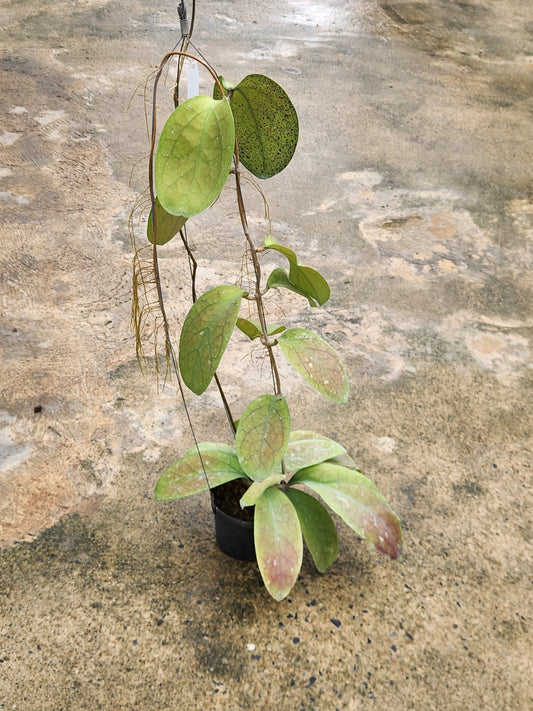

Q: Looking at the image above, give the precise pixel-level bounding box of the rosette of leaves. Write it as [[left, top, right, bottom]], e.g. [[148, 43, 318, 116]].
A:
[[155, 398, 402, 601]]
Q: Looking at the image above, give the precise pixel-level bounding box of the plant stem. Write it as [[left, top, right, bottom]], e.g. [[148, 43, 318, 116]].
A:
[[233, 154, 282, 397]]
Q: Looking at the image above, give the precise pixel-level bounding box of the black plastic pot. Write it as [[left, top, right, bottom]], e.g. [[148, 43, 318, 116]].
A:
[[211, 491, 255, 561]]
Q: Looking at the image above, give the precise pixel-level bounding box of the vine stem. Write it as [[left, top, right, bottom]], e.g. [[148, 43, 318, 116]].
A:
[[232, 150, 283, 397]]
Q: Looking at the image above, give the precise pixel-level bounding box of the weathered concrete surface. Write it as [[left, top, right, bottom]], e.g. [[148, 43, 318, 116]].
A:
[[0, 1, 531, 708]]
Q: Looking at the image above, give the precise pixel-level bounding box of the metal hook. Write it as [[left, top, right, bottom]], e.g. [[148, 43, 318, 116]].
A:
[[177, 1, 189, 36]]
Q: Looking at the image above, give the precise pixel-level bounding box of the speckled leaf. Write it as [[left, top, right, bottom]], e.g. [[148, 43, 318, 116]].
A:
[[235, 317, 285, 340], [154, 95, 235, 217], [155, 443, 244, 500], [291, 463, 402, 559], [239, 472, 285, 508], [229, 74, 298, 178], [235, 394, 291, 481], [179, 285, 244, 395], [284, 487, 338, 572], [147, 196, 187, 245], [284, 430, 346, 472], [254, 487, 303, 601], [277, 328, 349, 403], [264, 235, 330, 306]]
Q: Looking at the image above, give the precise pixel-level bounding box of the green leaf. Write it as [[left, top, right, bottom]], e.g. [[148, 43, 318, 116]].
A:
[[291, 463, 402, 559], [235, 317, 285, 341], [155, 443, 244, 500], [229, 74, 298, 179], [254, 487, 303, 601], [147, 196, 187, 245], [179, 285, 244, 395], [235, 394, 291, 481], [154, 95, 235, 217], [284, 488, 338, 572], [277, 328, 349, 403], [284, 430, 346, 472], [213, 75, 236, 99], [264, 235, 330, 306], [239, 472, 285, 508]]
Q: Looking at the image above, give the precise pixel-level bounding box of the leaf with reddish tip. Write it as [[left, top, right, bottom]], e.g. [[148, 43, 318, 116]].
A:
[[284, 430, 346, 472], [254, 487, 303, 601], [235, 394, 291, 481], [291, 463, 402, 559], [277, 328, 349, 403], [155, 443, 244, 500], [284, 487, 338, 572]]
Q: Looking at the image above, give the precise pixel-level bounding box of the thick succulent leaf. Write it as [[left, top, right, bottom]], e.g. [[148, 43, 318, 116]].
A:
[[239, 473, 285, 508], [264, 235, 330, 306], [267, 268, 316, 307], [284, 430, 346, 472], [229, 74, 298, 178], [277, 328, 349, 403], [284, 487, 338, 572], [179, 285, 244, 395], [154, 95, 235, 217], [291, 463, 402, 559], [235, 394, 291, 481], [235, 317, 285, 341], [155, 443, 244, 500], [254, 487, 303, 601], [147, 196, 187, 245]]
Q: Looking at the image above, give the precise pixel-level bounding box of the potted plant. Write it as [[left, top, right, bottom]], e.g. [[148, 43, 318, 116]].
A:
[[131, 1, 402, 601]]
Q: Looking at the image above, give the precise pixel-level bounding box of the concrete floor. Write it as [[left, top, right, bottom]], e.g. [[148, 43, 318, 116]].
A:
[[0, 0, 532, 708]]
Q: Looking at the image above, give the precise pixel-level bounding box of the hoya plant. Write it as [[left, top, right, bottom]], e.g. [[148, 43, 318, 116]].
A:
[[131, 1, 402, 601]]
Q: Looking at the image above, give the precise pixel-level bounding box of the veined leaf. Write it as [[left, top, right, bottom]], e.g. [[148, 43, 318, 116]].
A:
[[291, 463, 402, 559], [264, 235, 330, 306], [236, 317, 285, 341], [277, 328, 349, 403], [228, 74, 298, 179], [155, 443, 244, 500], [254, 487, 303, 601], [235, 394, 291, 481], [154, 95, 235, 217], [179, 285, 244, 395], [147, 196, 187, 245], [284, 487, 338, 572], [284, 430, 346, 472], [240, 472, 285, 508]]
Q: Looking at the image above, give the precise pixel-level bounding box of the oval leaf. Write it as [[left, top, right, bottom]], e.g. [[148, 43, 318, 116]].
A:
[[277, 328, 349, 403], [236, 317, 286, 341], [154, 95, 235, 217], [236, 394, 291, 481], [284, 430, 346, 472], [147, 196, 187, 245], [155, 443, 244, 500], [230, 74, 298, 178], [284, 487, 338, 572], [254, 487, 303, 601], [179, 285, 244, 395], [292, 463, 402, 559]]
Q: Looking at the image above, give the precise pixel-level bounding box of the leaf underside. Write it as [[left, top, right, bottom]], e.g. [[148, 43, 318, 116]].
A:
[[277, 328, 349, 403], [147, 196, 187, 245]]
